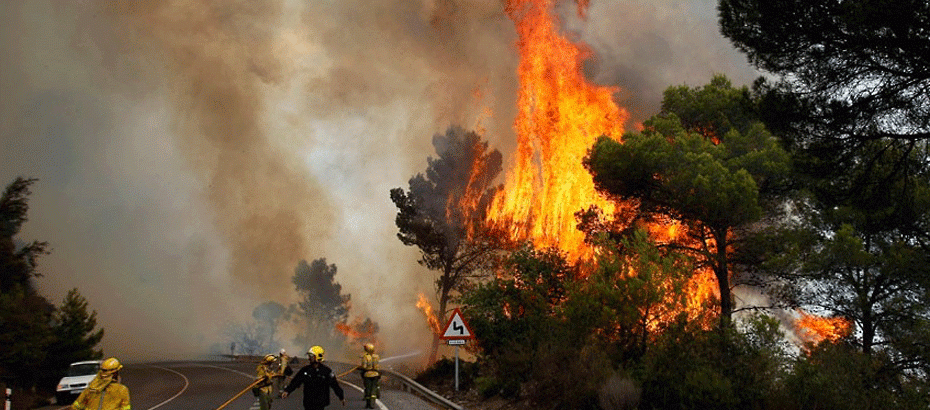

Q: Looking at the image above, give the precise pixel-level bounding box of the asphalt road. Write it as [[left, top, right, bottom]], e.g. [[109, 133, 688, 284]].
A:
[[42, 360, 439, 410]]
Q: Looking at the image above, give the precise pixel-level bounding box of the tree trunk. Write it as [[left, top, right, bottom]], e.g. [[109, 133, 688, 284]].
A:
[[428, 334, 440, 365], [427, 268, 454, 364], [714, 228, 732, 329], [861, 299, 874, 355]]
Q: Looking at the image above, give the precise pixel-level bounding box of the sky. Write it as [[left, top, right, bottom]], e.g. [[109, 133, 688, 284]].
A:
[[1, 0, 760, 362]]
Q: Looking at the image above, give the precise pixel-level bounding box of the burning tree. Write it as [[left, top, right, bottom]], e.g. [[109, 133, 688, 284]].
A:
[[459, 245, 576, 398], [584, 76, 793, 328], [290, 258, 350, 350], [390, 126, 505, 363], [335, 317, 381, 355]]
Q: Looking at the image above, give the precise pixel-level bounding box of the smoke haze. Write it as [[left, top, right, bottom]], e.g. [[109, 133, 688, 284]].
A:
[[0, 0, 758, 361]]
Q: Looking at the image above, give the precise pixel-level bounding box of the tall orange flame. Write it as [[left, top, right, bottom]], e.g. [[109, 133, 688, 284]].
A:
[[487, 0, 629, 263], [416, 293, 442, 334], [481, 0, 721, 327]]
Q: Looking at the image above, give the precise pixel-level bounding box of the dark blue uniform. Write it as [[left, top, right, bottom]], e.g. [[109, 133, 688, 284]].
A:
[[284, 362, 345, 410]]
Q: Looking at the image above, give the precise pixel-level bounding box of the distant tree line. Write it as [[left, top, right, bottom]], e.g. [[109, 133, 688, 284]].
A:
[[222, 257, 378, 359], [0, 177, 104, 400]]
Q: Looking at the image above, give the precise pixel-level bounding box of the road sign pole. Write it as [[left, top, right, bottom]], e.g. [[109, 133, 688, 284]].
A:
[[440, 308, 474, 392]]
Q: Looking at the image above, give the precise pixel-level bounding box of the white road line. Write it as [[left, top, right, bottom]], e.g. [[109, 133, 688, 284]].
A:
[[189, 363, 263, 410], [338, 380, 387, 410], [144, 365, 189, 410], [192, 363, 255, 379], [193, 363, 263, 410]]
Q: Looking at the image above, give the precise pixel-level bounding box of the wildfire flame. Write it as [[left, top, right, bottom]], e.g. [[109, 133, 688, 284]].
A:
[[335, 317, 380, 344], [483, 0, 719, 323], [432, 0, 832, 343], [416, 293, 442, 334], [486, 0, 629, 263], [475, 0, 721, 327], [795, 311, 852, 346]]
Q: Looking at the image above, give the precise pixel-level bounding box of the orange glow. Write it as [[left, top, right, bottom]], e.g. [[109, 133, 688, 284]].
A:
[[487, 0, 629, 263], [685, 269, 718, 316], [646, 217, 682, 244], [335, 318, 379, 343], [336, 318, 383, 356], [416, 293, 442, 335], [335, 322, 355, 337], [794, 310, 852, 346]]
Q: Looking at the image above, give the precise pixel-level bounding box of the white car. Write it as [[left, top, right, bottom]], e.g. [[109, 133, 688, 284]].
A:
[[56, 360, 101, 404]]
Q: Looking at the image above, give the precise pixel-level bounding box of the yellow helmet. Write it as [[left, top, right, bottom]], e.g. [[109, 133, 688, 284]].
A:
[[100, 358, 122, 375], [262, 354, 276, 364], [364, 343, 375, 353], [307, 345, 325, 362]]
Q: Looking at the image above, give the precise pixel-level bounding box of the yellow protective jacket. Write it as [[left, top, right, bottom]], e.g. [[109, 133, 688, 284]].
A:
[[255, 363, 275, 394], [361, 353, 380, 378], [72, 374, 131, 410]]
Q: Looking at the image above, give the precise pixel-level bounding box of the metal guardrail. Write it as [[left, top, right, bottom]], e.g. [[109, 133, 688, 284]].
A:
[[379, 368, 465, 410]]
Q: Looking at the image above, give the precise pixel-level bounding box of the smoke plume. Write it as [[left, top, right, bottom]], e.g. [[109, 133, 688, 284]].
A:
[[0, 0, 758, 360]]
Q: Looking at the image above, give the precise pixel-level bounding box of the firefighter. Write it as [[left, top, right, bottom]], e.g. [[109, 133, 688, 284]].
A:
[[358, 343, 380, 409], [273, 349, 294, 394], [71, 357, 130, 410], [281, 346, 346, 410], [254, 354, 277, 410]]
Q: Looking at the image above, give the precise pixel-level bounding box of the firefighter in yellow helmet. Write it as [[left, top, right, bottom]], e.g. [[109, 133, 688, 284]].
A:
[[358, 343, 380, 409], [71, 357, 130, 410], [253, 354, 278, 410], [281, 346, 345, 409]]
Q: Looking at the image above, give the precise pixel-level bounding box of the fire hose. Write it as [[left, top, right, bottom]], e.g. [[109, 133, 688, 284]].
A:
[[216, 364, 377, 410], [337, 365, 359, 378], [214, 377, 265, 410]]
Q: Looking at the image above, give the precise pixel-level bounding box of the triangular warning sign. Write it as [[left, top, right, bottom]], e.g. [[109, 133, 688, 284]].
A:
[[440, 308, 475, 339]]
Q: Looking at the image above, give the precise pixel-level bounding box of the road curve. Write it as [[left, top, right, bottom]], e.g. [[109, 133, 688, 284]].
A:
[[42, 360, 438, 410]]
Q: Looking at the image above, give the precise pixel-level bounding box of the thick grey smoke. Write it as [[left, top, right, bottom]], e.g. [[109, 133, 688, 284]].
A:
[[0, 0, 758, 361], [562, 0, 760, 122]]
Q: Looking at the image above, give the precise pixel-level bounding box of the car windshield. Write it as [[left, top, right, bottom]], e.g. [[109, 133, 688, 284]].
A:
[[67, 363, 99, 377]]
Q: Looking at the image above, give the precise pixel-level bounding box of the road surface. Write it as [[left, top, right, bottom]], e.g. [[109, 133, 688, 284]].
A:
[[42, 360, 440, 410]]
